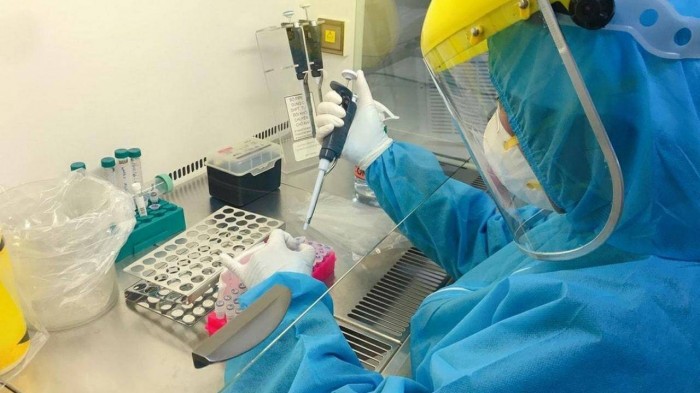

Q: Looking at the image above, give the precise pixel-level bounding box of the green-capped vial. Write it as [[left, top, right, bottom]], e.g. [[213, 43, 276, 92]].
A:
[[128, 148, 143, 185], [114, 149, 132, 192], [101, 157, 118, 186]]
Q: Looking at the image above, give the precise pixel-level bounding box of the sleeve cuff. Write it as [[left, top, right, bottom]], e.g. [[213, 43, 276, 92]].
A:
[[238, 272, 334, 315]]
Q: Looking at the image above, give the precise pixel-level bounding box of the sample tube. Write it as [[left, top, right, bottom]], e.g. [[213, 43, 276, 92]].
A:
[[100, 157, 117, 187], [70, 162, 86, 172], [114, 149, 132, 192], [148, 190, 160, 205], [131, 183, 148, 217], [141, 174, 173, 206], [150, 176, 171, 194], [224, 303, 236, 319], [214, 300, 225, 319], [128, 148, 143, 186]]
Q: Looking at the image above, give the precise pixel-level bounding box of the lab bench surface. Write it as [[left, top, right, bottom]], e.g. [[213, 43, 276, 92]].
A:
[[11, 155, 472, 393], [9, 159, 401, 393]]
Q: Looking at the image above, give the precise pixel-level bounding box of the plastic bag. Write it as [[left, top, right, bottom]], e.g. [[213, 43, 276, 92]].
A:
[[0, 173, 136, 331]]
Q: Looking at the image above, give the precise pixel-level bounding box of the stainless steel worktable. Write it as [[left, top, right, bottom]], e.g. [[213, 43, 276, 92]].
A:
[[10, 159, 409, 393]]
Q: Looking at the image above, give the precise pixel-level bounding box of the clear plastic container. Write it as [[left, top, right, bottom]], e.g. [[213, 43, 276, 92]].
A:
[[353, 167, 379, 207], [207, 139, 283, 206]]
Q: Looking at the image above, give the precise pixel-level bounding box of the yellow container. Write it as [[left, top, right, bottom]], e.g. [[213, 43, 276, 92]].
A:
[[0, 235, 30, 375]]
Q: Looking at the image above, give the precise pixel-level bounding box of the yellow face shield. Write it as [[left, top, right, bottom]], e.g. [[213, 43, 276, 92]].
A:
[[422, 0, 557, 72], [420, 0, 628, 72]]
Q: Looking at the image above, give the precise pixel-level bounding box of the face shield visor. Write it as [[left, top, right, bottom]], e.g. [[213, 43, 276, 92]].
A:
[[422, 0, 629, 260]]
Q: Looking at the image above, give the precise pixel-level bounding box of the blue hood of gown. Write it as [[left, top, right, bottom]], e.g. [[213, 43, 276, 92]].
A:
[[487, 0, 700, 261]]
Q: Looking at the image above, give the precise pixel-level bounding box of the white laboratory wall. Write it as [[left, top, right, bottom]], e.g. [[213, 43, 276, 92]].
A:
[[0, 0, 357, 188]]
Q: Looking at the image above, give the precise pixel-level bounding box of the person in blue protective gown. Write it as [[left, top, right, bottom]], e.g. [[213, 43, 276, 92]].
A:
[[222, 1, 700, 391]]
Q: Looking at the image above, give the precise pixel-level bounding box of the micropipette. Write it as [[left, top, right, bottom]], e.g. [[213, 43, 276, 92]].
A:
[[303, 71, 358, 230], [300, 4, 324, 101], [283, 11, 318, 138]]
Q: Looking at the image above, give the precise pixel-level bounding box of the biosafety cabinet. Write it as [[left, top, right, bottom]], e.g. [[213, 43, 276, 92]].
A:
[[2, 1, 481, 391]]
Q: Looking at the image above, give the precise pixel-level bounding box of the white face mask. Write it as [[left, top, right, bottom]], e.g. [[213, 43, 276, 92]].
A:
[[482, 109, 556, 211]]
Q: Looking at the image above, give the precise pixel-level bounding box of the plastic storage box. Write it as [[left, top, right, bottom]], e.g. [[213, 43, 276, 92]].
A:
[[206, 138, 282, 207]]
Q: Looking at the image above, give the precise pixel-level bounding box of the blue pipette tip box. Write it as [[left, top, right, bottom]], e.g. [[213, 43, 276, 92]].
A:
[[116, 200, 186, 262]]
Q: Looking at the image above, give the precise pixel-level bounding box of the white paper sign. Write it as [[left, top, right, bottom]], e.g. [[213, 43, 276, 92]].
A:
[[285, 94, 315, 142]]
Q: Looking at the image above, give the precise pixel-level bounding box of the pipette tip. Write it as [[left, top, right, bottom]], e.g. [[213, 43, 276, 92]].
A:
[[303, 222, 309, 231]]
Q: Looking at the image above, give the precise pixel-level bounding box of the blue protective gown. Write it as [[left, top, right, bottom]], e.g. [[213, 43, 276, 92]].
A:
[[224, 2, 700, 391]]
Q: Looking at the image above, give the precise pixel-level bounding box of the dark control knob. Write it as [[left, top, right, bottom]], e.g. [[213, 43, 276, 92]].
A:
[[569, 0, 615, 30]]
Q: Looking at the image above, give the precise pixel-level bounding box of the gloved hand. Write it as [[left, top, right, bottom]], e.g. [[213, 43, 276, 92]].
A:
[[315, 70, 397, 170], [220, 229, 316, 289]]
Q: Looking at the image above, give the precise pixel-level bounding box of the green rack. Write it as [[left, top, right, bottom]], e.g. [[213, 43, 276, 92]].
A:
[[116, 200, 186, 262]]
